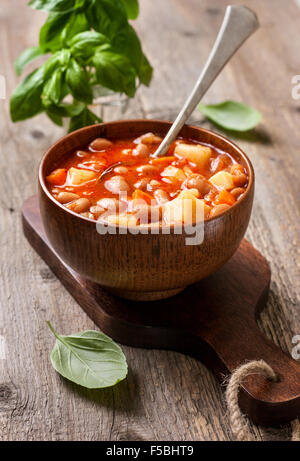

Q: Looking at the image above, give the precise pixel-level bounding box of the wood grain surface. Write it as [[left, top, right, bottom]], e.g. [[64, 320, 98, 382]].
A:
[[0, 0, 300, 441]]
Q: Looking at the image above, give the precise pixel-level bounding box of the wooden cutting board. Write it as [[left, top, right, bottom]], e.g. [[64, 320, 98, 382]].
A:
[[22, 195, 300, 426]]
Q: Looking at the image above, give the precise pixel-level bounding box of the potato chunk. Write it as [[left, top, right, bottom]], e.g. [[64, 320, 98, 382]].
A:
[[209, 171, 235, 190], [68, 167, 97, 185], [163, 190, 210, 224], [174, 143, 211, 167], [161, 165, 186, 182], [103, 214, 138, 226]]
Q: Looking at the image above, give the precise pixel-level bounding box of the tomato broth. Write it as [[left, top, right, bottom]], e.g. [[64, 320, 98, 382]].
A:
[[46, 132, 248, 225]]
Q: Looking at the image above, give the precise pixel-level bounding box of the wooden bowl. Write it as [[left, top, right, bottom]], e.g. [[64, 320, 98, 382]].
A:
[[39, 120, 254, 301]]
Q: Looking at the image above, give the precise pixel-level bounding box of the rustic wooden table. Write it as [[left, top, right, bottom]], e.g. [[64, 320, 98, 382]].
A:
[[0, 0, 299, 441]]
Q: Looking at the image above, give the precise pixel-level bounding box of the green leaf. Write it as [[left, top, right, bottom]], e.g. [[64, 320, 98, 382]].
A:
[[120, 0, 139, 19], [46, 110, 64, 126], [10, 67, 44, 121], [198, 101, 262, 132], [88, 0, 127, 40], [15, 46, 45, 76], [61, 11, 89, 47], [66, 58, 93, 103], [39, 11, 72, 52], [42, 68, 63, 107], [39, 9, 87, 52], [45, 100, 85, 117], [112, 25, 142, 73], [48, 322, 127, 389], [29, 0, 80, 13], [93, 49, 137, 97], [112, 25, 153, 87], [68, 107, 101, 132], [70, 31, 108, 60], [43, 49, 71, 79], [138, 53, 153, 86]]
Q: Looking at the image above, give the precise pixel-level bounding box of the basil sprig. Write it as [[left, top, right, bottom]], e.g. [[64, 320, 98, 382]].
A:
[[10, 0, 152, 132], [48, 322, 128, 389]]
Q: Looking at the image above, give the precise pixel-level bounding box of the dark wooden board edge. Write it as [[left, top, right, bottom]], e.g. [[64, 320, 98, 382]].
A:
[[22, 196, 300, 426]]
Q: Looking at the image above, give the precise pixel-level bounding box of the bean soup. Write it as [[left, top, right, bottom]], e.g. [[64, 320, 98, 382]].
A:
[[46, 133, 248, 226]]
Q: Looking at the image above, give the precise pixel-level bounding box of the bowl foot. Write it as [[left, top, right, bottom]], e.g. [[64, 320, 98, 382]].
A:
[[107, 286, 186, 301]]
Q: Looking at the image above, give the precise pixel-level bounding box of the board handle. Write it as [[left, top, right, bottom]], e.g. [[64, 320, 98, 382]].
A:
[[207, 318, 300, 425]]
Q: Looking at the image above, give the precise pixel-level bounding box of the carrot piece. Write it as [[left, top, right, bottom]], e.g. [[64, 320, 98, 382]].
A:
[[46, 168, 67, 186], [215, 190, 236, 206], [132, 189, 153, 205], [150, 156, 176, 166]]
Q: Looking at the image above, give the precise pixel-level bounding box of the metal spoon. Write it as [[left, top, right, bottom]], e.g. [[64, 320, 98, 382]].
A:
[[97, 162, 125, 183], [153, 5, 259, 158], [97, 160, 135, 183]]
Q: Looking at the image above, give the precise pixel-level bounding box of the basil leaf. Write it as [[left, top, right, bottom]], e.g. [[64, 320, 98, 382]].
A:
[[68, 107, 101, 132], [93, 49, 137, 97], [39, 11, 72, 52], [43, 49, 71, 79], [138, 53, 153, 87], [45, 100, 85, 117], [15, 46, 45, 76], [120, 0, 139, 20], [48, 322, 127, 388], [70, 31, 108, 60], [198, 101, 262, 132], [42, 68, 63, 107], [10, 67, 44, 121], [88, 0, 127, 40], [113, 25, 142, 73], [29, 0, 79, 13], [66, 58, 93, 103], [46, 110, 64, 126], [60, 11, 89, 47]]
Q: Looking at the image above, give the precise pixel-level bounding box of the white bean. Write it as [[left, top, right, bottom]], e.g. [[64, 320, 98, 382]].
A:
[[66, 198, 90, 213], [56, 192, 80, 204], [114, 166, 128, 175], [210, 204, 230, 218], [89, 138, 112, 151], [89, 205, 105, 218], [185, 174, 213, 196], [139, 132, 163, 145], [231, 187, 244, 198], [132, 143, 149, 157], [97, 198, 127, 213], [136, 165, 158, 176], [149, 180, 161, 187], [104, 175, 129, 194]]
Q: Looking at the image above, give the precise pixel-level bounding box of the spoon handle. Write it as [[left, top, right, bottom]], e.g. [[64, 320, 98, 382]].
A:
[[153, 5, 259, 158]]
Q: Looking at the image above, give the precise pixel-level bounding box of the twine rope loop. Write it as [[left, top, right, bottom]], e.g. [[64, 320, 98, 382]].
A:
[[225, 359, 300, 441]]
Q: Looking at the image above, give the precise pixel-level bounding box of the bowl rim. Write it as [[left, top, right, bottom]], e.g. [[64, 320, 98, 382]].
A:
[[39, 119, 254, 227]]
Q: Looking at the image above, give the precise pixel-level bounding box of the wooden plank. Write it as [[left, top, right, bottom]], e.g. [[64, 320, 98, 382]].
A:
[[0, 0, 299, 441]]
